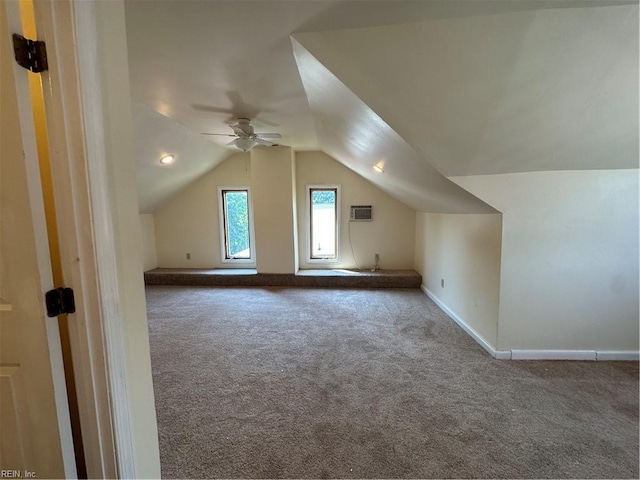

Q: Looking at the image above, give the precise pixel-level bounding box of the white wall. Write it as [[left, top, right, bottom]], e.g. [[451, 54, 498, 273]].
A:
[[155, 150, 416, 271], [139, 214, 157, 271], [251, 147, 298, 274], [95, 1, 160, 475], [154, 153, 251, 268], [453, 169, 639, 352], [296, 151, 415, 270], [414, 213, 502, 348]]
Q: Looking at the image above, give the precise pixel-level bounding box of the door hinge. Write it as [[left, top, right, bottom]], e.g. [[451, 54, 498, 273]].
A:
[[12, 33, 48, 73], [46, 287, 76, 317]]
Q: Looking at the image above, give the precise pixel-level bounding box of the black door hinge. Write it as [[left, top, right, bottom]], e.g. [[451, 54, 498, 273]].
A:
[[46, 287, 76, 317], [12, 33, 48, 73]]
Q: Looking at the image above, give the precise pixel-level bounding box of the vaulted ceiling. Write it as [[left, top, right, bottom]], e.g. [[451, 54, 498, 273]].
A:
[[125, 0, 638, 213]]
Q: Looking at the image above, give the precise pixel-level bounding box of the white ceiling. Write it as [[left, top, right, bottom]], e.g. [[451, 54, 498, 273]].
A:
[[292, 38, 495, 213], [125, 0, 638, 213], [295, 3, 638, 176], [133, 103, 229, 212]]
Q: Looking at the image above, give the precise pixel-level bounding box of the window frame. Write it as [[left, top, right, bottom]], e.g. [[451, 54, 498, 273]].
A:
[[217, 186, 256, 265], [306, 184, 340, 264]]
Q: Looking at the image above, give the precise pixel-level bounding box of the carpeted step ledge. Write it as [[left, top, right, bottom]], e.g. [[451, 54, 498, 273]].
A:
[[144, 268, 422, 289]]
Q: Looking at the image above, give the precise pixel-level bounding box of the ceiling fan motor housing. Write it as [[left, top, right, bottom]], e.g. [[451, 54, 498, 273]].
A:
[[202, 117, 282, 151]]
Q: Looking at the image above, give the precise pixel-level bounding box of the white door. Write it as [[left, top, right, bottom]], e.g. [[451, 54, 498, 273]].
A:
[[0, 3, 76, 478]]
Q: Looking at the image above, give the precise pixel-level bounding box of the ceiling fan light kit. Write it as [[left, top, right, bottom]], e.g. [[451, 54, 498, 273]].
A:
[[202, 117, 282, 152], [233, 137, 257, 152]]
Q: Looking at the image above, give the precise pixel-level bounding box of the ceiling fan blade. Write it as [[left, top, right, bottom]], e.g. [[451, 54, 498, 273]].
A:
[[254, 137, 278, 147], [201, 133, 236, 137], [256, 133, 282, 139], [226, 139, 238, 146], [191, 104, 234, 114], [252, 116, 279, 128]]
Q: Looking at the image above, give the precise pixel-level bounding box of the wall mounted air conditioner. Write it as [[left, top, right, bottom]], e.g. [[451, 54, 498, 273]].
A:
[[350, 205, 372, 222]]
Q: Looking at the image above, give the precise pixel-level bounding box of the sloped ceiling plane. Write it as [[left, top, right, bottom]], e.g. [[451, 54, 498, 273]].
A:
[[125, 0, 638, 213]]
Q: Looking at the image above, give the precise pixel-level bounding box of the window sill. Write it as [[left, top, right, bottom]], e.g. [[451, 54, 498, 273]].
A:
[[221, 259, 255, 265], [306, 258, 340, 264]]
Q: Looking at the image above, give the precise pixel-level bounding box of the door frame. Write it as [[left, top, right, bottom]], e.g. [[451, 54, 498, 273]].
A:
[[2, 2, 76, 477], [6, 0, 143, 477]]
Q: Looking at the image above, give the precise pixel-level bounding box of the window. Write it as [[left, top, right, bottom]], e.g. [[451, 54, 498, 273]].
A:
[[307, 185, 339, 262], [219, 187, 254, 263]]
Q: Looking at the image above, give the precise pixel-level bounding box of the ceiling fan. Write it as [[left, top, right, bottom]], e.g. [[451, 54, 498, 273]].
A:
[[201, 118, 281, 152]]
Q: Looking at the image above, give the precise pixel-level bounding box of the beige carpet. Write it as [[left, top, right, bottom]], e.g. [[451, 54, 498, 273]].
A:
[[145, 286, 639, 479]]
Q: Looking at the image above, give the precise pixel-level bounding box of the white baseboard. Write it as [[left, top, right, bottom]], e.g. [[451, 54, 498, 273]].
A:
[[420, 285, 639, 362], [596, 351, 640, 361], [511, 350, 640, 361], [493, 350, 513, 360], [421, 285, 510, 359], [511, 350, 596, 361]]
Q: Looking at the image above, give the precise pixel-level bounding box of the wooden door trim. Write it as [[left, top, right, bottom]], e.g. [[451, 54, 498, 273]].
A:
[[2, 1, 76, 477], [31, 0, 138, 477]]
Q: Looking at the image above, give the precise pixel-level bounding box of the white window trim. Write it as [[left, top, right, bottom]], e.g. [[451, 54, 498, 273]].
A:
[[217, 186, 256, 265], [306, 184, 340, 264]]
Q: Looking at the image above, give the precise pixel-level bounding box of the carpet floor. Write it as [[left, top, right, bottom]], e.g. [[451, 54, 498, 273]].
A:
[[145, 286, 639, 479]]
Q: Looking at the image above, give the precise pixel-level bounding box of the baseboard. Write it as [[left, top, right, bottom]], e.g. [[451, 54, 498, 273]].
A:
[[596, 351, 640, 361], [420, 285, 639, 362], [511, 350, 596, 361], [421, 285, 510, 359], [511, 350, 640, 361], [493, 350, 513, 360]]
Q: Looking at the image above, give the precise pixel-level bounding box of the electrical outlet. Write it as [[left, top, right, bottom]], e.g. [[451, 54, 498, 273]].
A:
[[374, 253, 380, 263], [441, 278, 445, 288], [186, 253, 191, 260]]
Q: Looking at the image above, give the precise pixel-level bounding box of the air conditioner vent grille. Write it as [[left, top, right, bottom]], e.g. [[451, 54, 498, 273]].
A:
[[350, 205, 372, 222]]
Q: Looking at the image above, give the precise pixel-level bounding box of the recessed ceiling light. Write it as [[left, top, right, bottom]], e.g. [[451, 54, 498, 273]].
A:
[[160, 154, 175, 165], [373, 164, 384, 173]]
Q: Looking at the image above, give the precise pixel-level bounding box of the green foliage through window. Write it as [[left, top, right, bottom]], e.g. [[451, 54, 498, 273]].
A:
[[309, 188, 337, 259], [223, 190, 250, 259]]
